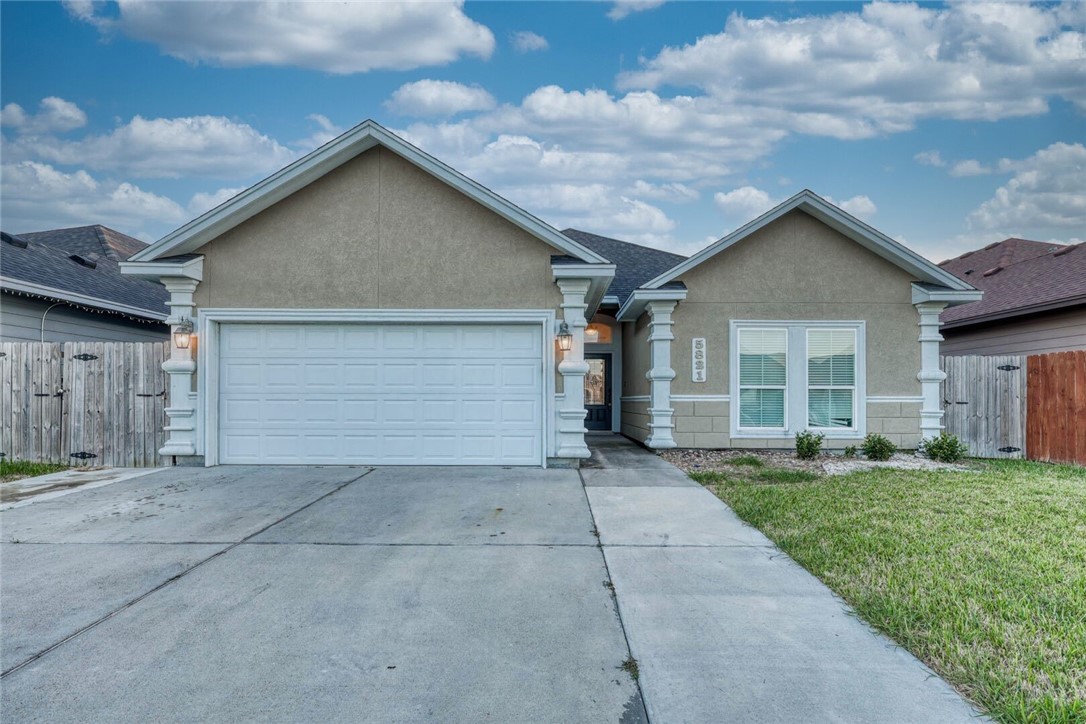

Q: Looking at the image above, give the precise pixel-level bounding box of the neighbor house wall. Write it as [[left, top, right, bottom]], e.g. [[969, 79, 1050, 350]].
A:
[[1, 293, 167, 343], [663, 210, 923, 450], [941, 306, 1086, 356]]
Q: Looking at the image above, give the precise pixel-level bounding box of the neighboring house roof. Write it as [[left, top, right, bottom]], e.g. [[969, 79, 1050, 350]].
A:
[[129, 120, 611, 266], [939, 238, 1086, 328], [1, 226, 169, 321], [637, 190, 977, 295], [561, 229, 687, 305]]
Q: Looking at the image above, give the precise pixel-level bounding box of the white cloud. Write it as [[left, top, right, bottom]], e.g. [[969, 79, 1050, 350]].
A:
[[714, 186, 778, 220], [511, 31, 548, 53], [5, 113, 296, 179], [629, 180, 699, 203], [914, 150, 946, 168], [293, 113, 344, 151], [619, 3, 1086, 138], [968, 142, 1086, 231], [386, 80, 497, 117], [948, 159, 994, 177], [187, 186, 245, 216], [0, 161, 186, 235], [608, 0, 667, 21], [828, 194, 877, 220], [66, 0, 495, 74], [1, 97, 87, 134]]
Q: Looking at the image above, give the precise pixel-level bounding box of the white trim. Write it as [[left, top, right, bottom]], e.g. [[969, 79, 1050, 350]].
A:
[[119, 256, 204, 282], [616, 287, 688, 321], [552, 263, 616, 318], [910, 282, 982, 307], [671, 394, 730, 402], [729, 320, 867, 440], [1, 277, 168, 322], [644, 190, 976, 292], [131, 121, 609, 265], [620, 395, 651, 403], [197, 308, 555, 467], [867, 395, 923, 404]]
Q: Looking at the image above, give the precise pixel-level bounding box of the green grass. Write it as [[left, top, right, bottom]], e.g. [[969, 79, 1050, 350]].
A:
[[0, 459, 69, 483], [727, 454, 764, 468], [702, 460, 1086, 723]]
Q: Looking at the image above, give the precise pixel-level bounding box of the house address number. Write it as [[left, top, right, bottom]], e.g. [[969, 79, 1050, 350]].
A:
[[692, 337, 707, 383]]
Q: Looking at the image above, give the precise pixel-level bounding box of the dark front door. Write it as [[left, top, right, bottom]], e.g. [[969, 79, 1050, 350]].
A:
[[584, 353, 612, 431]]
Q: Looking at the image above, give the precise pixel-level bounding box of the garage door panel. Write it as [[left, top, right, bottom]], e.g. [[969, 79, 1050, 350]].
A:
[[218, 322, 544, 465]]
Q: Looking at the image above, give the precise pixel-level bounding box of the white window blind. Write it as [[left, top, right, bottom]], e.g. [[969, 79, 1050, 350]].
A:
[[807, 329, 856, 429], [738, 328, 787, 428]]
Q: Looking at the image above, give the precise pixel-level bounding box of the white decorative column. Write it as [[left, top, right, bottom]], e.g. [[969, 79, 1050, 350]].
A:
[[556, 278, 592, 459], [161, 277, 200, 457], [916, 300, 948, 440], [645, 299, 678, 449]]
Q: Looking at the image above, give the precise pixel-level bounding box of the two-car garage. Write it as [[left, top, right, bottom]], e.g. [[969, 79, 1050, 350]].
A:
[[214, 320, 546, 466]]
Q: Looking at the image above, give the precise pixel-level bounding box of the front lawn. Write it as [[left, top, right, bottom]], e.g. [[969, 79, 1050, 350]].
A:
[[690, 460, 1086, 723], [0, 459, 69, 484]]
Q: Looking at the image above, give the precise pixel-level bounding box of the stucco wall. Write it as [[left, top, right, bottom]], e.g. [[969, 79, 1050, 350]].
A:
[[191, 146, 561, 312], [627, 209, 925, 450]]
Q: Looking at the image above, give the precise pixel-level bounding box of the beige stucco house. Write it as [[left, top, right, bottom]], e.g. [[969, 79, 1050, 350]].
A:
[[122, 121, 980, 467]]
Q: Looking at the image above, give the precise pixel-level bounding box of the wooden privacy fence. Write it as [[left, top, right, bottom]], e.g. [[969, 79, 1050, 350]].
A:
[[1, 342, 169, 466], [942, 351, 1086, 465], [1026, 350, 1086, 466]]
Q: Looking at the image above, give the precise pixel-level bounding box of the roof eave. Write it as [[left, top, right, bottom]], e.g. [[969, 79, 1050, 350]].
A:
[[941, 293, 1086, 330], [911, 283, 983, 307], [120, 256, 204, 282], [130, 121, 608, 265], [1, 277, 169, 322], [552, 262, 617, 319], [616, 287, 689, 322]]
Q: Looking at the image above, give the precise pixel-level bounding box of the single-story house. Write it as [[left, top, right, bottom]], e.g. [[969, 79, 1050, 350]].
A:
[[121, 121, 981, 467], [1, 226, 169, 342], [938, 238, 1085, 356]]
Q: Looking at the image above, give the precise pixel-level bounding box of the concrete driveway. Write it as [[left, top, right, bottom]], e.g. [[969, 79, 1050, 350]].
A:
[[1, 437, 983, 723]]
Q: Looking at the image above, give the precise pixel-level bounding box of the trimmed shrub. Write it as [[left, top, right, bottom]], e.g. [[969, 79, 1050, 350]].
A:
[[843, 445, 857, 458], [919, 432, 969, 463], [861, 433, 896, 461], [795, 430, 825, 460]]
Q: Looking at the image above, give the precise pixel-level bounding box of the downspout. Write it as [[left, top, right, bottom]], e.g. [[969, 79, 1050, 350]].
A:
[[40, 302, 65, 342]]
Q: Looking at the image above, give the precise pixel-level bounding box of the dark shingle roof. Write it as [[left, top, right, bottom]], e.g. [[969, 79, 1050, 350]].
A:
[[561, 229, 686, 305], [1, 225, 169, 320], [939, 238, 1086, 326]]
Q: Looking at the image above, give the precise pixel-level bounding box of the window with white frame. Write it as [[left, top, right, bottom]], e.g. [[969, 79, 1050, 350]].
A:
[[737, 328, 788, 429], [806, 328, 857, 430], [732, 322, 864, 437]]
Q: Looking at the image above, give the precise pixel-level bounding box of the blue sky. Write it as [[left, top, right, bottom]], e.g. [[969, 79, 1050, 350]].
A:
[[2, 1, 1083, 262]]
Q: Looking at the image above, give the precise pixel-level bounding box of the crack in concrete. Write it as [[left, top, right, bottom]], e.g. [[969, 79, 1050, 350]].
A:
[[0, 468, 375, 679]]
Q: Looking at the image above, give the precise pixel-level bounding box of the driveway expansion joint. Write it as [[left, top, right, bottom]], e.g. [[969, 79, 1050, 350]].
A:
[[1, 468, 374, 679]]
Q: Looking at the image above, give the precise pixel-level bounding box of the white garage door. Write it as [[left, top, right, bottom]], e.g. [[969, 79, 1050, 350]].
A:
[[217, 322, 544, 465]]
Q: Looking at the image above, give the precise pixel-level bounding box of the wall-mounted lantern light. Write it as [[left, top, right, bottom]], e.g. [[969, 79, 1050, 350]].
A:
[[557, 321, 573, 352], [173, 318, 195, 350]]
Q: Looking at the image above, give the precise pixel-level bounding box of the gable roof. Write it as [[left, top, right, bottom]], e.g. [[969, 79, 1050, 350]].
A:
[[129, 120, 609, 265], [939, 239, 1086, 327], [561, 229, 686, 305], [639, 190, 976, 294], [1, 227, 169, 321]]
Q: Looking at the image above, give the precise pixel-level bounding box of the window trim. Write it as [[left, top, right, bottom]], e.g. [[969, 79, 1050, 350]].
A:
[[735, 327, 789, 433], [729, 320, 866, 439], [805, 327, 858, 433]]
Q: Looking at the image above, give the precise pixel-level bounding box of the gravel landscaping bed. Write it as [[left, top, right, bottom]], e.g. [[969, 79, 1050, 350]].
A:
[[660, 449, 972, 477]]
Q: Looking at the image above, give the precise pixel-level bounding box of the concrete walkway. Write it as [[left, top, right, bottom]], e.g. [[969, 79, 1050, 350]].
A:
[[584, 434, 985, 723]]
